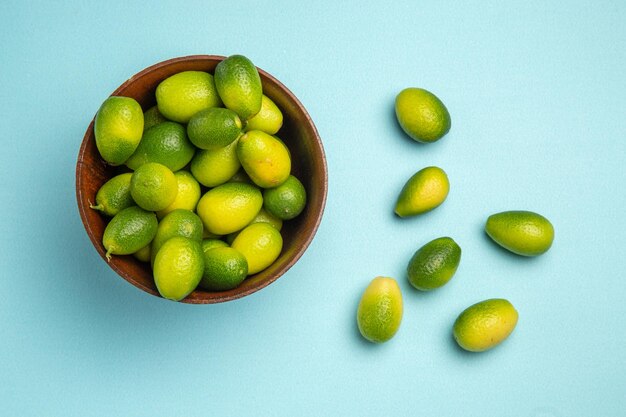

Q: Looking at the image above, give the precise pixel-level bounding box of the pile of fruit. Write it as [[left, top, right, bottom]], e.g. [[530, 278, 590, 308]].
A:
[[90, 55, 307, 301], [356, 88, 555, 352]]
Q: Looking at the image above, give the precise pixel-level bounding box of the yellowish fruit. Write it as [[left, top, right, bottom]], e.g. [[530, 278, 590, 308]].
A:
[[356, 277, 403, 343]]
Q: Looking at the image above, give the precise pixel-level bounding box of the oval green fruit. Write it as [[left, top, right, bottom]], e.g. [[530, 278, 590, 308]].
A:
[[94, 96, 144, 165], [453, 298, 519, 352], [395, 87, 451, 143], [143, 105, 168, 131], [196, 182, 263, 235], [407, 237, 461, 291], [190, 139, 241, 188], [153, 236, 204, 301], [230, 223, 283, 275], [357, 277, 403, 343], [394, 166, 449, 217], [156, 170, 202, 219], [90, 172, 134, 217], [198, 247, 248, 291], [125, 121, 195, 171], [150, 209, 204, 266], [237, 130, 291, 188], [244, 94, 283, 135], [263, 175, 307, 220], [130, 162, 178, 212], [155, 71, 222, 123], [214, 54, 263, 120], [102, 206, 158, 260], [485, 210, 554, 256], [187, 107, 242, 150]]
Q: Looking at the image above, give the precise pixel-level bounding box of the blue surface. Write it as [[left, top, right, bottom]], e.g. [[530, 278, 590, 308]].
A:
[[1, 1, 625, 416]]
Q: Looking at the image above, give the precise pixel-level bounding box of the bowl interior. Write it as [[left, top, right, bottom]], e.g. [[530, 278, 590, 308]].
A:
[[76, 55, 327, 303]]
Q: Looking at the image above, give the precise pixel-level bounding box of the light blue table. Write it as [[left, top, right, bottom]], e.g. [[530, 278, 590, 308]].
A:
[[1, 1, 624, 416]]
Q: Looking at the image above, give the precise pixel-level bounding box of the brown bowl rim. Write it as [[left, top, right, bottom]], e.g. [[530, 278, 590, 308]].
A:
[[76, 54, 328, 304]]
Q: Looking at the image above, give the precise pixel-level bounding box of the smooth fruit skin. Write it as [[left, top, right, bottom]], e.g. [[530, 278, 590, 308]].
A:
[[244, 94, 283, 135], [94, 96, 144, 165], [198, 246, 248, 291], [90, 173, 134, 217], [237, 130, 291, 188], [156, 171, 202, 219], [231, 223, 283, 275], [190, 139, 241, 188], [453, 299, 518, 352], [150, 209, 204, 266], [155, 71, 222, 123], [153, 237, 204, 301], [485, 211, 554, 256], [196, 182, 263, 235], [357, 277, 403, 343], [102, 206, 158, 260], [125, 121, 196, 171], [130, 162, 178, 212], [407, 237, 461, 291], [263, 175, 307, 220], [395, 166, 449, 217], [395, 88, 451, 143], [214, 55, 263, 120], [187, 107, 242, 150], [143, 105, 168, 131]]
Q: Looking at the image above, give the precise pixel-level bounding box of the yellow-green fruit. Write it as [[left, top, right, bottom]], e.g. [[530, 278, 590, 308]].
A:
[[356, 277, 403, 343], [143, 105, 168, 131], [125, 121, 195, 171], [198, 247, 248, 291], [485, 211, 554, 256], [453, 299, 518, 352], [187, 107, 243, 150], [249, 207, 283, 231], [227, 169, 252, 184], [263, 175, 306, 220], [90, 173, 134, 217], [156, 171, 202, 219], [155, 71, 222, 123], [395, 88, 451, 143], [407, 237, 461, 291], [196, 182, 263, 235], [150, 209, 204, 266], [244, 95, 283, 135], [190, 139, 241, 188], [102, 206, 158, 260], [153, 236, 204, 301], [214, 54, 263, 120], [201, 239, 228, 254], [231, 223, 283, 275], [395, 166, 449, 217], [94, 96, 144, 165], [133, 244, 151, 263], [237, 130, 291, 188], [129, 162, 178, 212]]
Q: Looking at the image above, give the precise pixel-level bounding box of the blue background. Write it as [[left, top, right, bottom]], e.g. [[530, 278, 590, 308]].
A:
[[1, 1, 624, 416]]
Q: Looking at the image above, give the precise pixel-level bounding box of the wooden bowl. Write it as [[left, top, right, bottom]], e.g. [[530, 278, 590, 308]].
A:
[[76, 55, 328, 304]]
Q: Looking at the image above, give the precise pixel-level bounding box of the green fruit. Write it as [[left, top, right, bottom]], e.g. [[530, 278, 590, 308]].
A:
[[227, 169, 252, 184], [190, 139, 241, 187], [196, 182, 263, 235], [133, 244, 151, 263], [453, 299, 519, 352], [214, 55, 263, 120], [237, 130, 291, 188], [198, 247, 248, 291], [244, 94, 283, 135], [90, 173, 134, 217], [102, 206, 158, 260], [395, 87, 451, 143], [143, 105, 168, 131], [155, 71, 222, 123], [94, 96, 144, 165], [125, 121, 195, 171], [485, 211, 554, 256], [356, 277, 403, 343], [130, 162, 178, 211], [407, 237, 461, 291], [187, 107, 243, 150], [150, 209, 204, 266], [156, 170, 202, 219], [201, 239, 229, 254], [249, 207, 283, 231], [395, 166, 449, 217], [153, 236, 204, 301], [231, 223, 283, 275], [263, 175, 307, 220]]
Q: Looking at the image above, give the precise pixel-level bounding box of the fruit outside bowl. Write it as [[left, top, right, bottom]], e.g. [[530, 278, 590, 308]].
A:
[[76, 55, 328, 304]]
